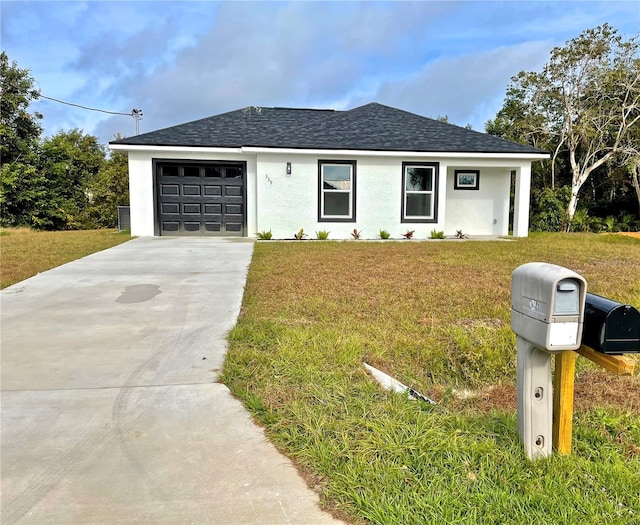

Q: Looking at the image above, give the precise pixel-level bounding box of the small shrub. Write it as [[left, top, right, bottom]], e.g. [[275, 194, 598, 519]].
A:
[[256, 230, 273, 240], [455, 230, 468, 239], [294, 228, 308, 240], [379, 229, 390, 239], [430, 229, 445, 239], [618, 212, 637, 232], [316, 230, 330, 240], [570, 209, 592, 232], [602, 216, 619, 233], [530, 186, 570, 232], [351, 229, 362, 239], [402, 230, 415, 239]]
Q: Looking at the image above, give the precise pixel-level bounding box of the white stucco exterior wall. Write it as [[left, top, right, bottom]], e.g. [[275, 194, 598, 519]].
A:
[[513, 164, 532, 237], [256, 154, 449, 239], [115, 144, 541, 239], [124, 148, 257, 237], [444, 166, 511, 236], [127, 151, 155, 236]]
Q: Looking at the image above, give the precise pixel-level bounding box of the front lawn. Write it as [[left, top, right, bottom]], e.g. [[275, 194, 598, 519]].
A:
[[223, 234, 640, 524], [0, 228, 131, 289]]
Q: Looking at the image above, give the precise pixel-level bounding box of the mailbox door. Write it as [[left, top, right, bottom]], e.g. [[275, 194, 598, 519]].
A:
[[603, 306, 640, 354]]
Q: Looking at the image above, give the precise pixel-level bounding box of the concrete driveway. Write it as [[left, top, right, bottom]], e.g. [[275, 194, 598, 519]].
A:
[[1, 237, 341, 525]]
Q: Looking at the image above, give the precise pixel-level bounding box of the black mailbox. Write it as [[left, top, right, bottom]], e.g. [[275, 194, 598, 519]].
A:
[[582, 293, 640, 354]]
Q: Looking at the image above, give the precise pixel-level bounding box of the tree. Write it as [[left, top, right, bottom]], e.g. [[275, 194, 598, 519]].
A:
[[488, 25, 640, 230], [84, 145, 129, 228], [0, 51, 42, 164], [623, 118, 640, 216], [485, 72, 564, 190], [0, 162, 49, 226], [1, 54, 121, 230], [0, 52, 45, 226], [37, 130, 106, 229]]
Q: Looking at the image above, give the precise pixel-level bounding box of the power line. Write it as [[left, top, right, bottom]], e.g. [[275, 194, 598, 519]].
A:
[[39, 95, 143, 134], [40, 95, 132, 116]]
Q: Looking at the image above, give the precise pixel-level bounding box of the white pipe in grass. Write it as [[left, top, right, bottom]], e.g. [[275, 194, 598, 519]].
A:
[[364, 362, 436, 404]]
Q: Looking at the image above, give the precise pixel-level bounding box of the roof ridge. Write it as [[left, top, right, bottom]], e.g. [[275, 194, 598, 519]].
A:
[[271, 107, 336, 112]]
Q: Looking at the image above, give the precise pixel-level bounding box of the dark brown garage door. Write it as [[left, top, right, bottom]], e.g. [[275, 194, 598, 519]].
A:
[[156, 161, 246, 236]]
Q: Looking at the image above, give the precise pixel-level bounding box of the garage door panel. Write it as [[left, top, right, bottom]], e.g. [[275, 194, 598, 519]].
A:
[[162, 203, 180, 214], [204, 185, 221, 196], [225, 222, 243, 232], [183, 203, 201, 214], [161, 184, 179, 196], [162, 221, 180, 232], [225, 204, 243, 215], [183, 222, 201, 232], [204, 204, 222, 215], [182, 185, 201, 196], [157, 162, 245, 236], [224, 186, 242, 197]]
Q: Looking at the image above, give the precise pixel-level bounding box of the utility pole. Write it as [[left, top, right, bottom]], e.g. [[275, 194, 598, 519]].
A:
[[131, 108, 143, 135]]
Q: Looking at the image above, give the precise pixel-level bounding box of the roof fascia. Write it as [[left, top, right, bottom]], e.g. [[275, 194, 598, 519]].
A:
[[109, 144, 244, 153], [108, 143, 549, 161], [240, 146, 550, 160]]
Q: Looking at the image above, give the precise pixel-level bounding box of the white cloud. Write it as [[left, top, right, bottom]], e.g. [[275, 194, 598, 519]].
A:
[[363, 40, 553, 130], [95, 1, 460, 139], [3, 0, 638, 142]]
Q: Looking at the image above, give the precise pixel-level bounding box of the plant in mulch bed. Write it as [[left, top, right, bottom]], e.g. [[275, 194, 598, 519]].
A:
[[256, 230, 273, 240], [316, 230, 330, 240], [430, 229, 445, 239], [294, 228, 308, 240], [351, 229, 362, 239], [402, 230, 415, 239], [379, 229, 391, 239]]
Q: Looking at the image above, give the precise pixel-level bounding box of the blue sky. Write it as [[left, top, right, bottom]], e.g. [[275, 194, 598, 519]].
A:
[[2, 1, 638, 144]]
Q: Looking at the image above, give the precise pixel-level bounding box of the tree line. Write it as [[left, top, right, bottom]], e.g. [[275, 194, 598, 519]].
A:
[[486, 24, 640, 232], [2, 24, 639, 232], [0, 51, 128, 230]]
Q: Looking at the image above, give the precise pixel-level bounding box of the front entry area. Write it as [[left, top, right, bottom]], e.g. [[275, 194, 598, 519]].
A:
[[155, 160, 246, 236]]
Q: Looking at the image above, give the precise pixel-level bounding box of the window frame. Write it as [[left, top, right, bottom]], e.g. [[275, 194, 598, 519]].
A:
[[401, 162, 439, 223], [318, 160, 357, 222]]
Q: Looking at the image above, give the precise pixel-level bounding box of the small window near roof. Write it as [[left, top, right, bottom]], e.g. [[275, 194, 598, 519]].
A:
[[318, 160, 356, 222], [401, 162, 438, 223], [454, 169, 480, 190]]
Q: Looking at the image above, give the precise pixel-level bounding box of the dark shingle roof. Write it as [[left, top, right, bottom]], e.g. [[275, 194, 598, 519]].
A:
[[111, 102, 545, 155]]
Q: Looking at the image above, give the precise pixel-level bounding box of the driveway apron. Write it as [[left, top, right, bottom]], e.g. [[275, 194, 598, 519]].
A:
[[1, 237, 341, 524]]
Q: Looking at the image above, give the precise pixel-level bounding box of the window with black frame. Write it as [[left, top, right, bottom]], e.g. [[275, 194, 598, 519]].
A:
[[402, 162, 438, 222], [318, 160, 356, 222]]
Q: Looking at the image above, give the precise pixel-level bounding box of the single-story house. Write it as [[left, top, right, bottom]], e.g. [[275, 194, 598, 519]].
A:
[[109, 102, 548, 239]]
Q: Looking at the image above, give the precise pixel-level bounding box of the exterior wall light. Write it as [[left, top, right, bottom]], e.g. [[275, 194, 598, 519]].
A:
[[286, 162, 292, 176]]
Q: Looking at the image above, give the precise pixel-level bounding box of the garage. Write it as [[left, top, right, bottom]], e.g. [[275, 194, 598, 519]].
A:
[[155, 160, 246, 236]]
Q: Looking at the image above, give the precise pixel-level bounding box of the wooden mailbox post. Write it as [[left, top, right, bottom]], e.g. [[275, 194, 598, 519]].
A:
[[552, 345, 636, 455]]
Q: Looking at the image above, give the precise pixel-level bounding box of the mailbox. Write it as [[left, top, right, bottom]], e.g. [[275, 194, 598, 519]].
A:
[[582, 293, 640, 354], [511, 262, 587, 352], [511, 262, 587, 460]]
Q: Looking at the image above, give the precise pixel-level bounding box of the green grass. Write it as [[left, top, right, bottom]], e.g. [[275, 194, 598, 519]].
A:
[[0, 227, 131, 288], [222, 233, 640, 523]]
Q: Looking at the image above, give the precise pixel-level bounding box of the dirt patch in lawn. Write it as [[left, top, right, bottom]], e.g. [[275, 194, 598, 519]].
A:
[[614, 232, 640, 239], [435, 368, 640, 414]]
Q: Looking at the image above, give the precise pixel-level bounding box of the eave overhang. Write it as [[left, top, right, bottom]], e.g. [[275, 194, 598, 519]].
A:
[[109, 143, 549, 161]]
